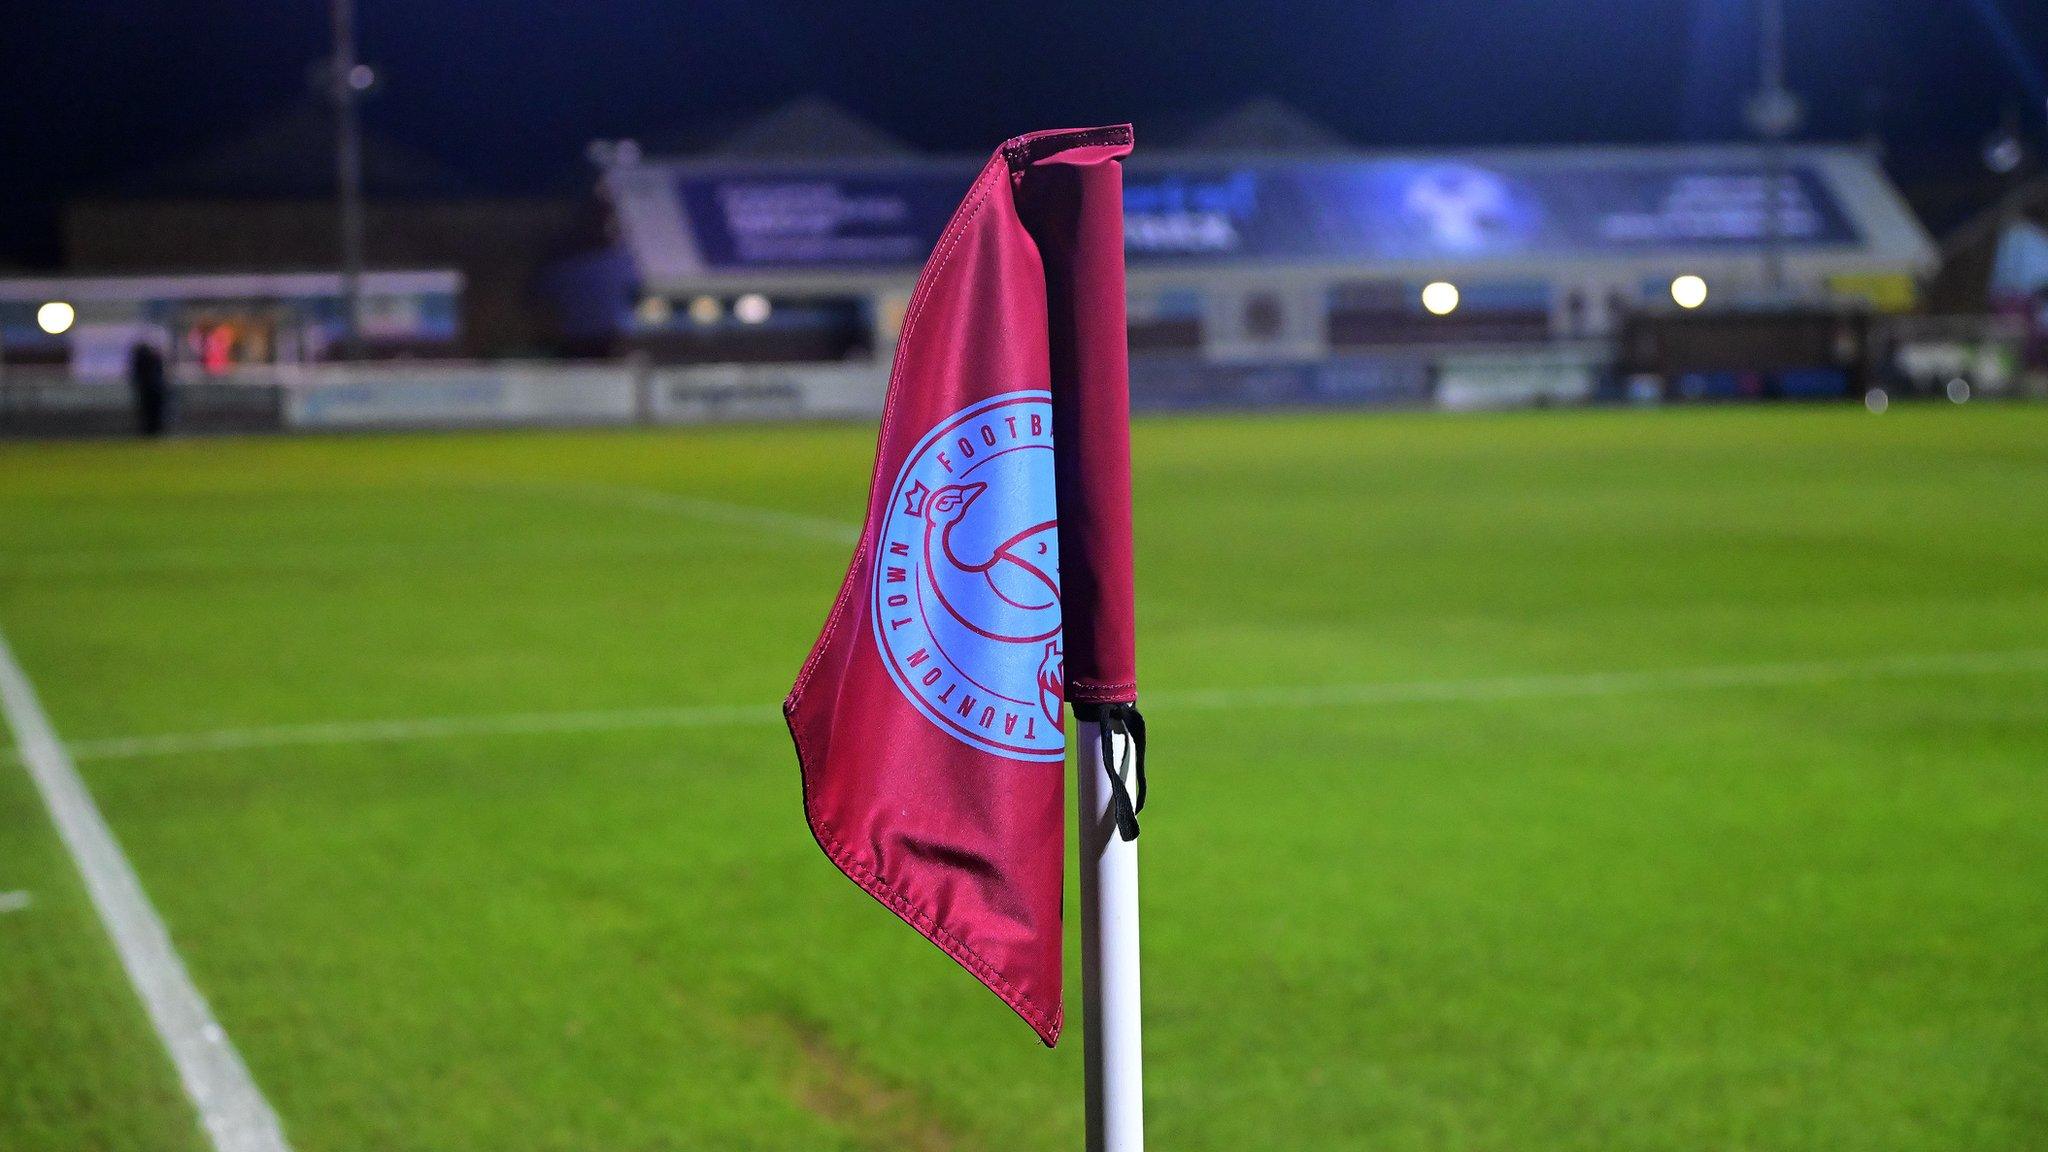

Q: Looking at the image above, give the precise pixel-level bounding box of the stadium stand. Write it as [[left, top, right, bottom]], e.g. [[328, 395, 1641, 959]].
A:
[[9, 97, 2033, 436]]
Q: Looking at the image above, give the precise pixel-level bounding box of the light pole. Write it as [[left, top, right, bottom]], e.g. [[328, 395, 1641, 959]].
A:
[[330, 0, 368, 359], [1745, 0, 1803, 296]]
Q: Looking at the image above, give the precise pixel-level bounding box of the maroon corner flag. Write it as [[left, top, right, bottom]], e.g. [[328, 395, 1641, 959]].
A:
[[786, 125, 1141, 1046]]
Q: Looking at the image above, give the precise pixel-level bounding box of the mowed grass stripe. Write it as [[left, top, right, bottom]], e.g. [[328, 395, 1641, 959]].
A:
[[1, 406, 2044, 1152]]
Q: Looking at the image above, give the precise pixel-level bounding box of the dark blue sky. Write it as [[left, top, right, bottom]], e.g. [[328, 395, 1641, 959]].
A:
[[3, 0, 2045, 262]]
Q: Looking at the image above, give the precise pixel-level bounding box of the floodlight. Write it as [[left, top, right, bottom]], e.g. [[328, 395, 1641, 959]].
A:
[[735, 293, 772, 324], [636, 296, 673, 325], [37, 301, 76, 335]]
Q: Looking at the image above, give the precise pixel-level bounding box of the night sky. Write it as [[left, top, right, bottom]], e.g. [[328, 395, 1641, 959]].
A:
[[3, 0, 2045, 264]]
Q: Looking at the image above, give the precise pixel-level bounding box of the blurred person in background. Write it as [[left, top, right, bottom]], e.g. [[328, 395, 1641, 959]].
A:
[[128, 340, 171, 437]]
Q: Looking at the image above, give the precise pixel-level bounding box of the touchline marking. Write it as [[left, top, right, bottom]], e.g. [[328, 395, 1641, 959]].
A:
[[47, 648, 2048, 764], [0, 890, 32, 914], [0, 628, 291, 1152]]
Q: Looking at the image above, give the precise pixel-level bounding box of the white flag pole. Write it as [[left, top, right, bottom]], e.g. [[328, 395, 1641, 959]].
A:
[[1076, 717, 1144, 1152]]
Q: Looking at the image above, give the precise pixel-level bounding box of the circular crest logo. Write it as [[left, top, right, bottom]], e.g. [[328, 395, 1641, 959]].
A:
[[872, 391, 1064, 761]]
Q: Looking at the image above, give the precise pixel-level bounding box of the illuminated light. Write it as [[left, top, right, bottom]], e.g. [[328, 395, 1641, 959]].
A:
[[635, 295, 673, 326], [878, 294, 910, 340], [1670, 274, 1708, 310], [36, 301, 76, 335], [347, 64, 376, 91], [734, 293, 772, 324], [201, 324, 235, 374], [687, 295, 722, 325], [1985, 134, 2024, 175], [1864, 388, 1889, 415], [1946, 378, 1971, 404], [1420, 281, 1459, 316]]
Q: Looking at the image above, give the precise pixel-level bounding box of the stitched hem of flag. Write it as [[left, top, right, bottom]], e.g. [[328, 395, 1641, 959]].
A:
[[1001, 124, 1135, 172], [784, 711, 1063, 1045], [1067, 679, 1139, 703], [821, 821, 1063, 1047]]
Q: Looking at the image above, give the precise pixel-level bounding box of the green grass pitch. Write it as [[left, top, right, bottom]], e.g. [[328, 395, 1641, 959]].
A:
[[2, 404, 2045, 1151]]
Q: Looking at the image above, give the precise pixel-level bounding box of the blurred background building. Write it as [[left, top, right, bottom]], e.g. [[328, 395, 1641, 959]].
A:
[[1, 93, 2042, 433]]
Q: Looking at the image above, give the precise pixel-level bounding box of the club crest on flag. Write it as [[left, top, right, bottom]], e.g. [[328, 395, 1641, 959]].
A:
[[872, 390, 1065, 760]]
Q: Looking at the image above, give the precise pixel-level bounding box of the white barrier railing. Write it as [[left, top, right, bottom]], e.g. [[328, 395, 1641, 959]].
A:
[[256, 361, 890, 430]]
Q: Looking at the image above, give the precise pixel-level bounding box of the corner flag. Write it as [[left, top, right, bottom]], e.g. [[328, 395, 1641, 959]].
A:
[[785, 125, 1142, 1046]]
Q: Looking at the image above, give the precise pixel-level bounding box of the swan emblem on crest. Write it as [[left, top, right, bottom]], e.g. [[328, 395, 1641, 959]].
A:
[[903, 480, 1060, 644]]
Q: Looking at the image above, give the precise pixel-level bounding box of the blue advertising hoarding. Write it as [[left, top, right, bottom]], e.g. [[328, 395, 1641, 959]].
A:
[[671, 157, 1862, 272], [677, 173, 967, 269]]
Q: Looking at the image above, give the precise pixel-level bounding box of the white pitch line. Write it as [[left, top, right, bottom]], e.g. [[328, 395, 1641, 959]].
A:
[[1149, 648, 2048, 711], [0, 628, 291, 1152], [48, 648, 2048, 764], [0, 480, 857, 580], [491, 479, 858, 544], [63, 702, 782, 762]]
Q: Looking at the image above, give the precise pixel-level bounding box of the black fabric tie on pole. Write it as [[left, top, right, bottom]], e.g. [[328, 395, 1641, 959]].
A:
[[1078, 702, 1146, 841]]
